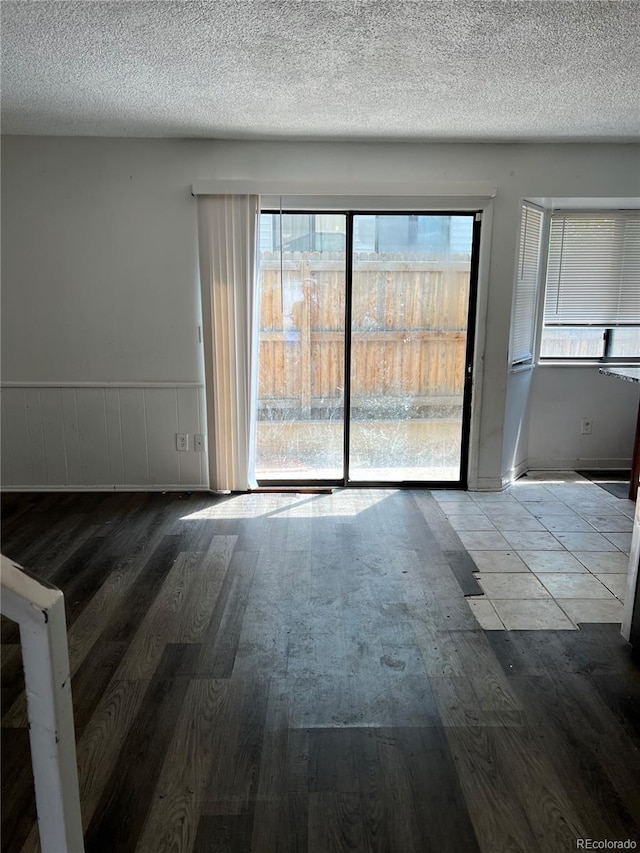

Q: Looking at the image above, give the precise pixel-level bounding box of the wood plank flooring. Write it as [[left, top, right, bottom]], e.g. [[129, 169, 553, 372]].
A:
[[2, 489, 640, 852]]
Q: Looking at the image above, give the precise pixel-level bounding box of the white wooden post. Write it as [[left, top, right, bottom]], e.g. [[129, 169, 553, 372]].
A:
[[1, 554, 84, 853], [622, 498, 640, 647]]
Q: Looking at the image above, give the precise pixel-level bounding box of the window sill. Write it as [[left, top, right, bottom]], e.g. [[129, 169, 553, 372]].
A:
[[538, 360, 640, 368]]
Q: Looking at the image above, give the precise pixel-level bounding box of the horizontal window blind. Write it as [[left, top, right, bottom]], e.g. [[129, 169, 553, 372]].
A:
[[544, 212, 640, 326], [510, 203, 543, 364]]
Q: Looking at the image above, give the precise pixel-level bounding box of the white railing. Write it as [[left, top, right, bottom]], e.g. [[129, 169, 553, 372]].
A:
[[1, 554, 84, 852]]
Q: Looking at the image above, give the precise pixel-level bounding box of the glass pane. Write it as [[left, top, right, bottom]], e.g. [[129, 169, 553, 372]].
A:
[[349, 214, 474, 482], [256, 213, 346, 480], [609, 327, 640, 357], [540, 327, 605, 358]]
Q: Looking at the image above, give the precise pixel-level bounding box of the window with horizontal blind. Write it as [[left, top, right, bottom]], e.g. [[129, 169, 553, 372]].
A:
[[540, 211, 640, 362], [510, 203, 543, 365]]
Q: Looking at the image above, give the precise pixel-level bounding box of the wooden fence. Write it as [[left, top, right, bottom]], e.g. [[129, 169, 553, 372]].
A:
[[258, 251, 470, 416]]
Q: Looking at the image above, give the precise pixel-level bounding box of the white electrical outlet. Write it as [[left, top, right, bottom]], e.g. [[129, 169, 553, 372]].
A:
[[176, 433, 189, 451], [194, 434, 206, 452], [580, 418, 593, 435]]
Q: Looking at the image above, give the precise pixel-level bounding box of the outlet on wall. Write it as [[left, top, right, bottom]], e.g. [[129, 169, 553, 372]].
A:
[[580, 417, 593, 435], [176, 433, 189, 451], [194, 434, 206, 452]]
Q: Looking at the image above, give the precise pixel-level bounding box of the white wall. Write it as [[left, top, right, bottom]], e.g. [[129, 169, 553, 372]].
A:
[[502, 367, 534, 482], [1, 137, 210, 488], [2, 137, 639, 489], [1, 138, 204, 382], [528, 368, 639, 471]]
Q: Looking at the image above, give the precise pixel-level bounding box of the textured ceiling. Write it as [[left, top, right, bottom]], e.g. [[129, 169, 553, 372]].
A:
[[1, 0, 639, 141]]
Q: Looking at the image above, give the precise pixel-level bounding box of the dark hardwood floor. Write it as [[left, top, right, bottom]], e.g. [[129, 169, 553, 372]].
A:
[[1, 489, 639, 852]]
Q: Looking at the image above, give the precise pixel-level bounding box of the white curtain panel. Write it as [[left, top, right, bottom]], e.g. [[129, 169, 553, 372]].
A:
[[197, 195, 260, 492]]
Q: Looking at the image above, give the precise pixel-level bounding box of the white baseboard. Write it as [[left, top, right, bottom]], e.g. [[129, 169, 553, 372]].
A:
[[498, 458, 632, 490], [1, 485, 210, 493], [468, 476, 506, 492], [527, 458, 631, 471], [501, 460, 529, 488]]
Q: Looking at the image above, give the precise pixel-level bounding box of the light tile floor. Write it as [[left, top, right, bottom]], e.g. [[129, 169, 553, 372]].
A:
[[433, 471, 634, 631]]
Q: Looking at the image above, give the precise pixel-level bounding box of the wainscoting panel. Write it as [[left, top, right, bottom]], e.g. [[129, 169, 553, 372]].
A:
[[77, 387, 111, 485], [0, 384, 208, 490], [119, 387, 149, 486], [176, 386, 205, 487], [3, 388, 32, 486], [41, 388, 69, 486]]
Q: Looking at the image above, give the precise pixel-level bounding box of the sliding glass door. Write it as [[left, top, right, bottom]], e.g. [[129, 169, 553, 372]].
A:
[[349, 214, 475, 482], [255, 213, 347, 481], [255, 210, 478, 486]]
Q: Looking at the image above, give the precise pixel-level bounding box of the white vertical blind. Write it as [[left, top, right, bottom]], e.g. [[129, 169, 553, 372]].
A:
[[544, 212, 640, 326], [197, 195, 260, 492], [510, 203, 543, 364]]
